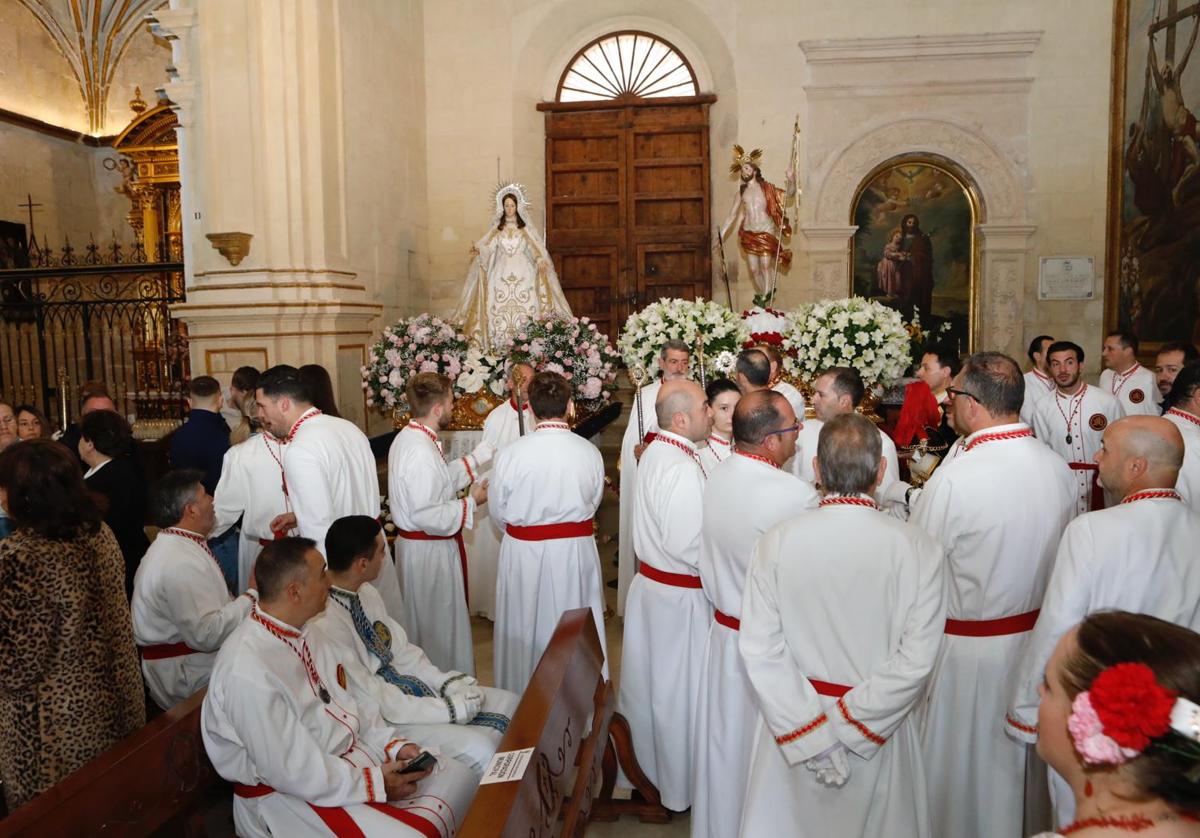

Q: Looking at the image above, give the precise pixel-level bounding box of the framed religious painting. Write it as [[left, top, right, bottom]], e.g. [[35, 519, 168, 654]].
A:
[[850, 155, 978, 357], [1106, 0, 1200, 350]]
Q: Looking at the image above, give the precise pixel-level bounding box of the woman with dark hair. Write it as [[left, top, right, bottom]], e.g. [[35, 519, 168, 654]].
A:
[[298, 363, 341, 418], [1035, 611, 1200, 836], [0, 439, 145, 810], [700, 377, 740, 472], [14, 404, 51, 440], [79, 409, 150, 594]]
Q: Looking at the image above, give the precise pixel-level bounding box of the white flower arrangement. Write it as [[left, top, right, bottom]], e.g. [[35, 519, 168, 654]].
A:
[[456, 347, 507, 398], [362, 314, 469, 412], [741, 305, 793, 349], [783, 297, 910, 385], [618, 298, 750, 379]]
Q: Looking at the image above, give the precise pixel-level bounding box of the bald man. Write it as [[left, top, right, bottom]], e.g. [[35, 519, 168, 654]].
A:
[[734, 349, 771, 394], [618, 378, 713, 812], [1006, 416, 1200, 824]]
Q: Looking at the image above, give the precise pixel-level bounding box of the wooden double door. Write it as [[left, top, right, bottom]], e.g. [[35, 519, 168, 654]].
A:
[[541, 99, 714, 342]]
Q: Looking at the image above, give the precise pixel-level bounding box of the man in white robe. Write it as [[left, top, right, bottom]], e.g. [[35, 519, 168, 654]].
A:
[[309, 516, 518, 778], [691, 391, 817, 838], [1099, 329, 1160, 415], [1163, 362, 1200, 510], [256, 364, 407, 623], [1006, 416, 1200, 825], [462, 361, 535, 619], [1020, 334, 1056, 424], [617, 339, 690, 614], [698, 378, 739, 474], [791, 367, 899, 496], [388, 372, 488, 675], [740, 413, 946, 838], [910, 352, 1077, 838], [211, 427, 288, 594], [733, 348, 771, 397], [132, 470, 256, 710], [203, 538, 477, 838], [756, 342, 807, 419], [618, 379, 712, 812], [1031, 341, 1126, 514], [490, 371, 607, 693]]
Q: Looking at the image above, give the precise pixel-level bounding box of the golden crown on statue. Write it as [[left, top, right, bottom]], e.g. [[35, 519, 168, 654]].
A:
[[729, 144, 764, 176]]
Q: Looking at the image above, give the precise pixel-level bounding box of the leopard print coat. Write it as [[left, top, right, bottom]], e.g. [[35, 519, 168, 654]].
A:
[[0, 524, 145, 810]]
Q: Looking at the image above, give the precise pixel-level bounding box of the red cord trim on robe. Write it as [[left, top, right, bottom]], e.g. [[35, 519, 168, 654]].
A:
[[1005, 714, 1038, 735], [837, 696, 886, 746], [461, 456, 475, 483], [775, 713, 827, 745], [363, 768, 376, 802]]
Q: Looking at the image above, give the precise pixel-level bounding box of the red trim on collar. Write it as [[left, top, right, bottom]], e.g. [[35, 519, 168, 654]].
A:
[[819, 496, 879, 510], [1167, 407, 1200, 429], [652, 434, 707, 478], [285, 408, 322, 443], [735, 449, 778, 469], [1121, 489, 1183, 504], [536, 421, 571, 431], [964, 427, 1034, 451]]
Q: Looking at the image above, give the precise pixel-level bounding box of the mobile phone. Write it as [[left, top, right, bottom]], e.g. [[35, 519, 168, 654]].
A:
[[399, 751, 436, 775]]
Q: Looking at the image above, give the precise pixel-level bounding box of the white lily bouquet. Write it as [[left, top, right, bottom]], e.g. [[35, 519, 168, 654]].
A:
[[783, 297, 911, 386], [618, 298, 750, 380]]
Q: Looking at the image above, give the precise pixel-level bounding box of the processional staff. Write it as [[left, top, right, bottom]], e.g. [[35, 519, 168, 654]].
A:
[[630, 365, 648, 444], [768, 117, 802, 304], [515, 366, 528, 436]]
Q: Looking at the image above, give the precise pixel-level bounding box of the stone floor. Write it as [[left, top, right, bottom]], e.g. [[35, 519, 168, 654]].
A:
[[467, 383, 692, 835]]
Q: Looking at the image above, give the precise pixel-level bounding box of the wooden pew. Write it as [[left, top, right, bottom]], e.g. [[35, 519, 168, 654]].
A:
[[0, 689, 231, 837]]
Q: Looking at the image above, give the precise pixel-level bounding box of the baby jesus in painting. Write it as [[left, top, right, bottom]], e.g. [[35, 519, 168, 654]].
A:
[[877, 228, 908, 297]]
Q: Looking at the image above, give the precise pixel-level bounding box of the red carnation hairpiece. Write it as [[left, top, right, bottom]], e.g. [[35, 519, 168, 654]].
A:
[[1089, 662, 1177, 753]]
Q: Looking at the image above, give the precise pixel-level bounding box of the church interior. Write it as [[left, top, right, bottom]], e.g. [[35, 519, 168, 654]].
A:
[[3, 0, 1200, 836]]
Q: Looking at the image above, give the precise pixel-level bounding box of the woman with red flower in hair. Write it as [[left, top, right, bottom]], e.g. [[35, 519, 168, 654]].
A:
[[1035, 611, 1200, 837]]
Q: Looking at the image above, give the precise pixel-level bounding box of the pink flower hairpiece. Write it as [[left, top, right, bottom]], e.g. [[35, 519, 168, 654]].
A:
[[1067, 662, 1177, 765]]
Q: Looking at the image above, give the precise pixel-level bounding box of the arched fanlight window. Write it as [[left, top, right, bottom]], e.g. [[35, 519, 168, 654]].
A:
[[556, 31, 698, 103]]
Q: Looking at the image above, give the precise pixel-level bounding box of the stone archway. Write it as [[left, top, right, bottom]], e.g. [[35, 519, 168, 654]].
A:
[[803, 117, 1035, 357]]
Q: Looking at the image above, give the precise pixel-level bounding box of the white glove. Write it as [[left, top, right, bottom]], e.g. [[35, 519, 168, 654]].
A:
[[447, 689, 482, 724], [805, 744, 850, 788], [443, 674, 480, 696]]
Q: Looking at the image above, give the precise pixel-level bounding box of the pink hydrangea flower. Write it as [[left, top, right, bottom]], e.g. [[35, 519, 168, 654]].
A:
[[1069, 692, 1139, 765], [419, 360, 438, 373], [582, 377, 602, 399]]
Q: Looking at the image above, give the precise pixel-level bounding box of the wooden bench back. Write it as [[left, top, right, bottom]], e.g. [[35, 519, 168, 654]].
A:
[[0, 689, 226, 837], [459, 607, 613, 838]]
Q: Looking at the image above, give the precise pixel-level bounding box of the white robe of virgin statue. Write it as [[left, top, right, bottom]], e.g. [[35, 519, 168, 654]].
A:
[[202, 607, 477, 838], [131, 529, 255, 709], [490, 422, 607, 693], [1031, 385, 1125, 514], [697, 432, 733, 475], [739, 499, 947, 838], [618, 378, 663, 614], [1020, 369, 1056, 425], [284, 409, 406, 624], [309, 583, 518, 777], [691, 453, 818, 838], [1099, 363, 1161, 416], [1164, 407, 1200, 511], [461, 399, 535, 619], [453, 221, 572, 353], [618, 430, 711, 812], [211, 432, 289, 594], [910, 423, 1077, 838], [388, 422, 479, 675]]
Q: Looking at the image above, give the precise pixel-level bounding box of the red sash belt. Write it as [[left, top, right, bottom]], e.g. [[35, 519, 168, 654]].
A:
[[396, 528, 468, 604], [637, 561, 703, 589], [139, 641, 200, 660], [505, 519, 594, 540], [1069, 462, 1105, 511], [714, 609, 741, 630], [808, 678, 851, 698], [233, 783, 440, 838], [944, 609, 1040, 637]]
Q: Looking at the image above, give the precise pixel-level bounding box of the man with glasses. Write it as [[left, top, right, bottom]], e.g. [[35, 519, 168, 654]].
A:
[[1031, 341, 1125, 514], [692, 390, 817, 838], [909, 352, 1077, 838]]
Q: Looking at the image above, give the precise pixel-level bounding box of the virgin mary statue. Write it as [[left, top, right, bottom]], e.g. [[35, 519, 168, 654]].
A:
[[453, 182, 572, 352]]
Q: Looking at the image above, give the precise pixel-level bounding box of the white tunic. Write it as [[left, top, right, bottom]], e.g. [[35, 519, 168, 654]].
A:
[[1020, 369, 1056, 425], [388, 423, 477, 675], [697, 432, 733, 475], [202, 607, 476, 838], [617, 430, 711, 811], [1031, 385, 1126, 514], [739, 499, 946, 838], [490, 423, 607, 693], [284, 409, 406, 623], [131, 529, 255, 709], [1099, 363, 1160, 416], [1164, 407, 1200, 511], [461, 399, 535, 619], [211, 432, 289, 594], [691, 453, 818, 838], [772, 379, 807, 419], [618, 379, 663, 614], [309, 583, 518, 777], [789, 417, 899, 498], [910, 424, 1077, 838], [1007, 491, 1200, 739]]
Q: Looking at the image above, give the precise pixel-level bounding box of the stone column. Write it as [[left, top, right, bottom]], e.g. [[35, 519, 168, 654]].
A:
[[799, 225, 858, 302], [977, 223, 1036, 358], [151, 0, 381, 428]]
